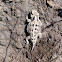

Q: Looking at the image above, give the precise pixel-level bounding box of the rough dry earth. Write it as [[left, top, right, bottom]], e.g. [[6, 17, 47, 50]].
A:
[[0, 0, 62, 62]]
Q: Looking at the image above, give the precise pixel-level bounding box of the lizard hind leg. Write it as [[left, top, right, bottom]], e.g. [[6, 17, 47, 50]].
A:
[[38, 33, 42, 38], [26, 36, 30, 44]]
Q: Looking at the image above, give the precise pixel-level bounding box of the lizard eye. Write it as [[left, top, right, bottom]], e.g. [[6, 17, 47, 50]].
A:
[[32, 17, 34, 21], [31, 12, 33, 15]]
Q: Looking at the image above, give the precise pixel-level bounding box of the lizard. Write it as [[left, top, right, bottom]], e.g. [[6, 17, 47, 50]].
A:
[[26, 10, 42, 50]]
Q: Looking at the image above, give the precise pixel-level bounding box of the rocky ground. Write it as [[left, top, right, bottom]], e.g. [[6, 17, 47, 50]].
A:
[[0, 0, 62, 62]]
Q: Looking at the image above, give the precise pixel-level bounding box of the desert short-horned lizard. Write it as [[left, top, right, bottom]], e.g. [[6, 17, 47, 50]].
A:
[[26, 10, 42, 50]]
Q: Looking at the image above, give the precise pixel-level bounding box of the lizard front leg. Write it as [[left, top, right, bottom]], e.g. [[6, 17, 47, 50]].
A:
[[26, 16, 31, 22]]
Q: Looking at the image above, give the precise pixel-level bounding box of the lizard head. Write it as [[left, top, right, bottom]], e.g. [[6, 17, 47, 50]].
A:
[[31, 10, 39, 21], [32, 10, 39, 16]]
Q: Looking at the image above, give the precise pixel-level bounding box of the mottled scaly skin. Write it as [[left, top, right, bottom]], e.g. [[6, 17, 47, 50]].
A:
[[26, 10, 42, 50]]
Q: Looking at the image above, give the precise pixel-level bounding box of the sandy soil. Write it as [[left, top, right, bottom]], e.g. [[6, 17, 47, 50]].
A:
[[0, 0, 62, 62]]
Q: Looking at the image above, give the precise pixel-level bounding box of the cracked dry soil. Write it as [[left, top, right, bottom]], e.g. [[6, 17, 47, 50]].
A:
[[0, 0, 62, 62]]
